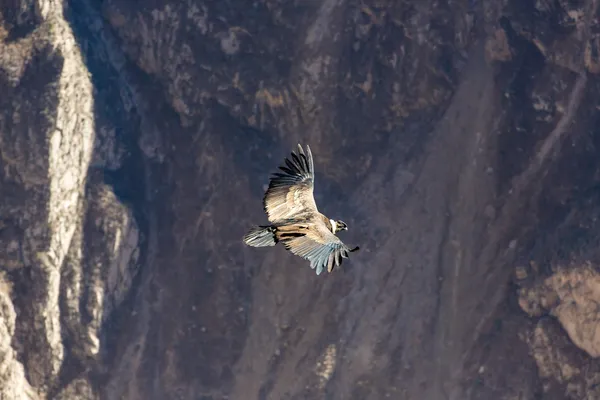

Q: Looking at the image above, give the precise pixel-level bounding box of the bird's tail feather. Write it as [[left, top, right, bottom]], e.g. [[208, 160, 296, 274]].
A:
[[243, 225, 277, 247]]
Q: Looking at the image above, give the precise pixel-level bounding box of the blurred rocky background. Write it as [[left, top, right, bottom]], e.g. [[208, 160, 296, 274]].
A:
[[1, 0, 600, 399]]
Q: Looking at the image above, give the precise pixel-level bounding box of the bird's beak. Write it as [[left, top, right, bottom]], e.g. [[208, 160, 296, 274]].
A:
[[343, 226, 348, 231]]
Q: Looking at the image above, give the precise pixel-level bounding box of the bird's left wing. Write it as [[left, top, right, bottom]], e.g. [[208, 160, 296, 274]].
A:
[[263, 144, 318, 223], [281, 224, 358, 275]]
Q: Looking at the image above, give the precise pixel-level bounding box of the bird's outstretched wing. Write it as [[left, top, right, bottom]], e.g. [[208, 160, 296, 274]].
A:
[[263, 144, 318, 223], [280, 223, 359, 275]]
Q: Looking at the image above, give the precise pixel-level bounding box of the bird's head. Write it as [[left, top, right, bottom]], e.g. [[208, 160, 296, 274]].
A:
[[334, 220, 348, 233]]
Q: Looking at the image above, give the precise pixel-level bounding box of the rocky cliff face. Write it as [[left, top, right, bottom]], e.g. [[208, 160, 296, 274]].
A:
[[2, 0, 600, 399]]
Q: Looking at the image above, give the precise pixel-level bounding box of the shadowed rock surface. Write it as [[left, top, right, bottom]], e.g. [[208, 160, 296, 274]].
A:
[[2, 0, 600, 399]]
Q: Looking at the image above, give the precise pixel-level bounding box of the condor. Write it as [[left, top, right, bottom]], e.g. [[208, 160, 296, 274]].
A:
[[243, 144, 359, 275]]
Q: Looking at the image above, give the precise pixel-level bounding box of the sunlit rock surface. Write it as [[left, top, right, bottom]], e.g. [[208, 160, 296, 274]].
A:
[[1, 0, 600, 399]]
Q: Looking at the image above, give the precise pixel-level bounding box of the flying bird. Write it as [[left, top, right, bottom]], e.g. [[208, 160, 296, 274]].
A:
[[243, 144, 359, 275]]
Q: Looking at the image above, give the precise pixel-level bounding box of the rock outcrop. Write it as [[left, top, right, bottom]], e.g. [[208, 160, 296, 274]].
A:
[[1, 0, 600, 399]]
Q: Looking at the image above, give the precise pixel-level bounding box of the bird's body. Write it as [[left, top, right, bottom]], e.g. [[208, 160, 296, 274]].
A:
[[243, 144, 359, 275]]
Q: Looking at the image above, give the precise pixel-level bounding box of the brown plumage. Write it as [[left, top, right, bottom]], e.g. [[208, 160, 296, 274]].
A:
[[243, 144, 359, 275]]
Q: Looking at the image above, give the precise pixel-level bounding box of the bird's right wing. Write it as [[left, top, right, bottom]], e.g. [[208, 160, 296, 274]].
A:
[[281, 223, 358, 275], [263, 144, 318, 223]]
